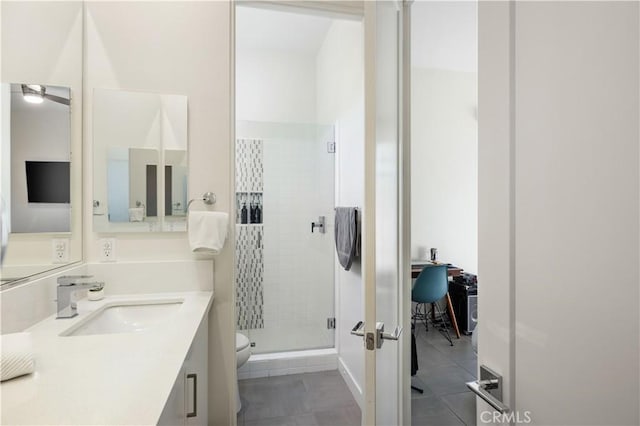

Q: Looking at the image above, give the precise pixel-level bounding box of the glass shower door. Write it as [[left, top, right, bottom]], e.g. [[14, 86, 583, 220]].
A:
[[235, 121, 335, 354]]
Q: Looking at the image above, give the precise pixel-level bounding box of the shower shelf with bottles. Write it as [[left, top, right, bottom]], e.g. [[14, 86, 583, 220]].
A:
[[235, 192, 263, 225]]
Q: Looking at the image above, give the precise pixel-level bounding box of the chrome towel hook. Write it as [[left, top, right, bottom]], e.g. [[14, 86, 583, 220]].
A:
[[187, 192, 216, 212]]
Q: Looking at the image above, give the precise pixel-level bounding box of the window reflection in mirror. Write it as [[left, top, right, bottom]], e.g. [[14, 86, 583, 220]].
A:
[[93, 89, 187, 233]]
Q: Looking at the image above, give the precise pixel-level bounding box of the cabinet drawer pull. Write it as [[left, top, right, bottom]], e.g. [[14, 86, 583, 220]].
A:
[[187, 373, 197, 418]]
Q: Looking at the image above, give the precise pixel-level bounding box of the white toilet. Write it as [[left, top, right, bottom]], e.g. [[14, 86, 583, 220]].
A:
[[236, 333, 251, 412]]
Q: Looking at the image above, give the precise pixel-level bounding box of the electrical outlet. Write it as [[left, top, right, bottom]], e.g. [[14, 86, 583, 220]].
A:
[[52, 238, 69, 263], [100, 238, 116, 262]]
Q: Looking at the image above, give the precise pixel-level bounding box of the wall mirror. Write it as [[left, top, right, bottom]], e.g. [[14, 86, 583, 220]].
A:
[[92, 89, 188, 233], [1, 83, 77, 285]]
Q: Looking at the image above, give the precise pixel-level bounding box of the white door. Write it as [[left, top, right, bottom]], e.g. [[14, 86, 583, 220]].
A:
[[360, 1, 411, 425], [477, 2, 639, 424]]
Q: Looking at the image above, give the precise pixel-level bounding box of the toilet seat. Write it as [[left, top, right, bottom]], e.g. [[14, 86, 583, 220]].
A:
[[236, 333, 250, 352]]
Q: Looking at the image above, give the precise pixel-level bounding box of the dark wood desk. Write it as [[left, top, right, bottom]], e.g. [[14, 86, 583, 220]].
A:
[[411, 262, 462, 279], [411, 261, 462, 339]]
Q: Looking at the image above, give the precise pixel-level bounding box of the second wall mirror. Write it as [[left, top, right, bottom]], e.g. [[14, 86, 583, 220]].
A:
[[92, 88, 188, 233]]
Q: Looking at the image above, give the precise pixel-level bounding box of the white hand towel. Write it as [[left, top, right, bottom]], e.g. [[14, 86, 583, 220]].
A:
[[1, 332, 35, 382], [188, 211, 229, 254]]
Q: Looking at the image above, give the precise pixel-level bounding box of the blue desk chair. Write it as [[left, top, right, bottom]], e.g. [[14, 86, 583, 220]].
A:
[[412, 264, 454, 346]]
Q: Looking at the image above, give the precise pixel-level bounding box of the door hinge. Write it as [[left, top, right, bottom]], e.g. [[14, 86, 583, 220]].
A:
[[327, 317, 336, 329], [327, 141, 336, 153]]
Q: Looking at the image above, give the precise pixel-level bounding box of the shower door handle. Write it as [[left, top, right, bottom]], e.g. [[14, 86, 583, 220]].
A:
[[311, 216, 325, 233]]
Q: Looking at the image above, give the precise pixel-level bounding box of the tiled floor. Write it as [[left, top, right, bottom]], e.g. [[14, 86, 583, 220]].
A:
[[237, 370, 361, 426], [237, 324, 476, 426], [412, 323, 478, 426]]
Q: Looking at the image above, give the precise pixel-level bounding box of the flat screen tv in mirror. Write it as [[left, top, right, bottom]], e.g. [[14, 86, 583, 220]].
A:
[[5, 83, 72, 234], [25, 161, 71, 203]]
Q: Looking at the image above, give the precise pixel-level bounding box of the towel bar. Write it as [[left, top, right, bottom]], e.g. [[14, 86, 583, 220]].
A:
[[187, 192, 216, 212]]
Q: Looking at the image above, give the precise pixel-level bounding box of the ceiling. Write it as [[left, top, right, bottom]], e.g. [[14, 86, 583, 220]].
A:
[[236, 1, 477, 72], [236, 6, 333, 54]]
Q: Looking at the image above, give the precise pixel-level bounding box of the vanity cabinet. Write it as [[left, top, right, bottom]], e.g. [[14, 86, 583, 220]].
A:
[[158, 317, 208, 425]]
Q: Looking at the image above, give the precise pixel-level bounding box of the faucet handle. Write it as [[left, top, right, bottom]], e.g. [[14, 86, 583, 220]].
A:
[[57, 275, 94, 286]]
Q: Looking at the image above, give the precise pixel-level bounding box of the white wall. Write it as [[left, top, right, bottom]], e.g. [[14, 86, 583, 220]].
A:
[[236, 48, 317, 124], [410, 1, 478, 274], [83, 3, 234, 424], [316, 19, 365, 405], [0, 1, 83, 269], [411, 68, 477, 273]]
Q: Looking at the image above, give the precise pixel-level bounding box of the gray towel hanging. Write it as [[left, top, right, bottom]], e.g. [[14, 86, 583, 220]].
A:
[[334, 207, 359, 271]]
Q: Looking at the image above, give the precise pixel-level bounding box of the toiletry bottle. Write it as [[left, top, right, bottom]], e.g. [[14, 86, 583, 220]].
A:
[[249, 203, 256, 224], [241, 203, 248, 224], [256, 203, 262, 224]]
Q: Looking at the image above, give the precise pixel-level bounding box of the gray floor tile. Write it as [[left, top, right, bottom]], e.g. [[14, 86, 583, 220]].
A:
[[412, 395, 457, 419], [314, 404, 361, 426], [239, 370, 359, 425], [412, 411, 465, 426], [244, 416, 299, 426], [305, 384, 355, 412], [411, 376, 436, 399], [454, 357, 477, 377], [291, 413, 319, 426], [441, 392, 476, 426], [416, 343, 459, 372], [412, 324, 477, 425], [301, 370, 345, 391], [240, 381, 288, 421], [278, 379, 312, 416], [416, 365, 476, 397]]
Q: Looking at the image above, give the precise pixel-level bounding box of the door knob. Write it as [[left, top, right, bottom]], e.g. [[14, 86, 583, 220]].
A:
[[376, 322, 403, 349], [350, 321, 365, 337], [466, 365, 510, 413]]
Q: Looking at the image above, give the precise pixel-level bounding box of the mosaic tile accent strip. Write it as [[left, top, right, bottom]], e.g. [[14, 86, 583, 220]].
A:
[[235, 224, 264, 329], [236, 139, 263, 193]]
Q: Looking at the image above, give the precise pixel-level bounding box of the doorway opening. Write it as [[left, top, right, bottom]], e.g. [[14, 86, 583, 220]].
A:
[[409, 1, 478, 425], [234, 4, 364, 425]]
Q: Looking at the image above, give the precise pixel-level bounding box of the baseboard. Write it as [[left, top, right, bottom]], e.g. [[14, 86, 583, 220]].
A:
[[338, 356, 363, 410], [239, 348, 338, 380]]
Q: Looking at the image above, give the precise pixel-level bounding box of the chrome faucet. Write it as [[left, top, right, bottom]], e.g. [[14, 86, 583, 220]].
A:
[[56, 275, 104, 319]]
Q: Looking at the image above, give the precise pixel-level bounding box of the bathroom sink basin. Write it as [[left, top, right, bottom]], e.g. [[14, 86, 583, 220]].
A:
[[61, 299, 183, 337]]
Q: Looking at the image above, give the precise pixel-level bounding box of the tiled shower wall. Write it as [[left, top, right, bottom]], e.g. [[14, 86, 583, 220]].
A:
[[235, 225, 264, 329], [235, 139, 264, 330]]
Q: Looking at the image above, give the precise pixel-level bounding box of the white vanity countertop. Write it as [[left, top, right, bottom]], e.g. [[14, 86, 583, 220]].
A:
[[0, 291, 213, 425]]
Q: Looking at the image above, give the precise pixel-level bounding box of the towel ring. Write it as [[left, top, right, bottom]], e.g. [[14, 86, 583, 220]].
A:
[[187, 192, 216, 212]]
